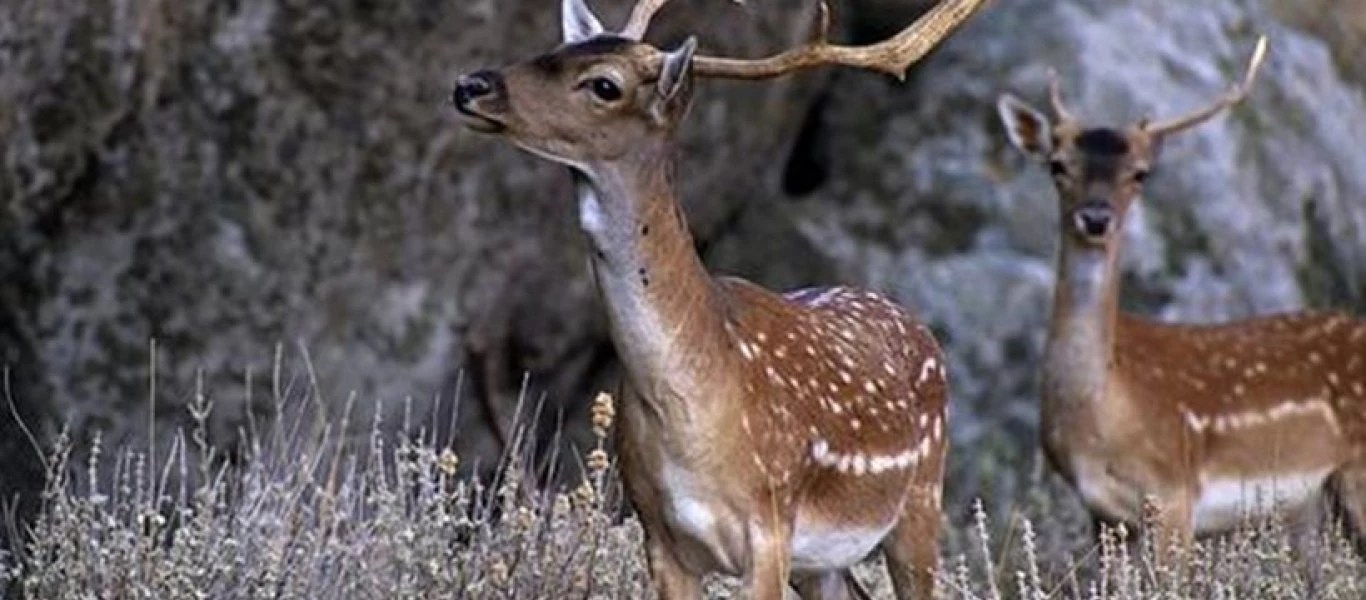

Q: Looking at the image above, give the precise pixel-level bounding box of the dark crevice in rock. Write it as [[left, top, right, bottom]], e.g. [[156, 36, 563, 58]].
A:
[[0, 244, 53, 557], [846, 1, 937, 47], [1300, 195, 1363, 309], [781, 91, 832, 198]]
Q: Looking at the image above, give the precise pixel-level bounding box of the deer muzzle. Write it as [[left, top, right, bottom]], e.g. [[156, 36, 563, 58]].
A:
[[452, 69, 508, 133], [1071, 201, 1114, 241]]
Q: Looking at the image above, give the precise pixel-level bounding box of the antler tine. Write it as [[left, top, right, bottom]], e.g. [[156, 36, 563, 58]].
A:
[[687, 0, 987, 81], [1143, 35, 1268, 137], [620, 0, 671, 40], [1048, 68, 1075, 124]]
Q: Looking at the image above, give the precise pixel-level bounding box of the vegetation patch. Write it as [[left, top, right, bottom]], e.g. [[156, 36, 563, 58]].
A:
[[4, 377, 1364, 599]]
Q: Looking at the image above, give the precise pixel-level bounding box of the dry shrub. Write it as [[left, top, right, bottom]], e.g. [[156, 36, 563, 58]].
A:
[[3, 369, 1365, 599], [2, 375, 651, 599]]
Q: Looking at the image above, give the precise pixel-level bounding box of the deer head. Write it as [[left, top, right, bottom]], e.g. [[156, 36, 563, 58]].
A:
[[452, 18, 698, 169], [452, 0, 987, 172], [996, 37, 1267, 250]]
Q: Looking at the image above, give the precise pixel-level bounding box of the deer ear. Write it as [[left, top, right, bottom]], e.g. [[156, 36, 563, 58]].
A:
[[657, 36, 697, 100], [562, 0, 605, 44], [648, 37, 696, 126], [997, 94, 1053, 158]]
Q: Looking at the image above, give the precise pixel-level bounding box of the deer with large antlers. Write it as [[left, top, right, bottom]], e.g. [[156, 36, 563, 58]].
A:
[[452, 0, 985, 597], [997, 37, 1366, 554]]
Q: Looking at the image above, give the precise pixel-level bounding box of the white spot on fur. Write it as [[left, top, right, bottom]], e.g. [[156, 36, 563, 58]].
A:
[[1187, 400, 1341, 436], [811, 438, 923, 475], [1183, 409, 1208, 433], [918, 358, 938, 384]]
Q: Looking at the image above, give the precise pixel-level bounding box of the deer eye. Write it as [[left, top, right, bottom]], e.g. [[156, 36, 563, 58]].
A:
[[1132, 168, 1150, 184], [586, 77, 623, 102], [1048, 159, 1067, 178]]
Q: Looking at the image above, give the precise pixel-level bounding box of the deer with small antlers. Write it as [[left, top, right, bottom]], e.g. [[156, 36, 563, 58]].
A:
[[997, 37, 1366, 554], [452, 0, 985, 597]]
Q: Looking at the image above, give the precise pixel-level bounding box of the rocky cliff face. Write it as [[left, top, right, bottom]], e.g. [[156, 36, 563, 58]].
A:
[[1, 0, 1363, 520]]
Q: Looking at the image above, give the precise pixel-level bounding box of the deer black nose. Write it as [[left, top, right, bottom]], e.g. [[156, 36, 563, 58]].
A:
[[1073, 202, 1113, 239], [452, 70, 503, 110]]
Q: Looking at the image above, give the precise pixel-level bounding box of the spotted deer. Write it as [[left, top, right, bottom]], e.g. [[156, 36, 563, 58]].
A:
[[996, 36, 1366, 554], [452, 0, 985, 597]]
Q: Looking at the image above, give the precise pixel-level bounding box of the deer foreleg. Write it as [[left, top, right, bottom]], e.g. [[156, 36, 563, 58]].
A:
[[643, 533, 702, 600], [747, 521, 794, 600]]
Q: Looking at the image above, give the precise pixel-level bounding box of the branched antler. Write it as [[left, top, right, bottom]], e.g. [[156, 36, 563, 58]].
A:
[[1143, 35, 1268, 137], [694, 0, 985, 80], [627, 0, 987, 81]]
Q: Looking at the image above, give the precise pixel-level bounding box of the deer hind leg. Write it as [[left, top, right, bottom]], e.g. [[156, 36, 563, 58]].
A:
[[790, 570, 874, 600], [1327, 464, 1366, 557], [1277, 483, 1337, 597], [880, 482, 941, 600]]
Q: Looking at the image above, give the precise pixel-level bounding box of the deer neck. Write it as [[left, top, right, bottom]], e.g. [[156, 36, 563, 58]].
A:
[[1042, 236, 1124, 451], [572, 148, 729, 444]]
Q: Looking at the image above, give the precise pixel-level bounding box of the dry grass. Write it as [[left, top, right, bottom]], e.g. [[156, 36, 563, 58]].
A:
[[3, 375, 1366, 599]]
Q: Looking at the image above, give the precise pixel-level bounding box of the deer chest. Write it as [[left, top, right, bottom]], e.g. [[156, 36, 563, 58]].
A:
[[1065, 454, 1150, 524], [655, 459, 747, 575]]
